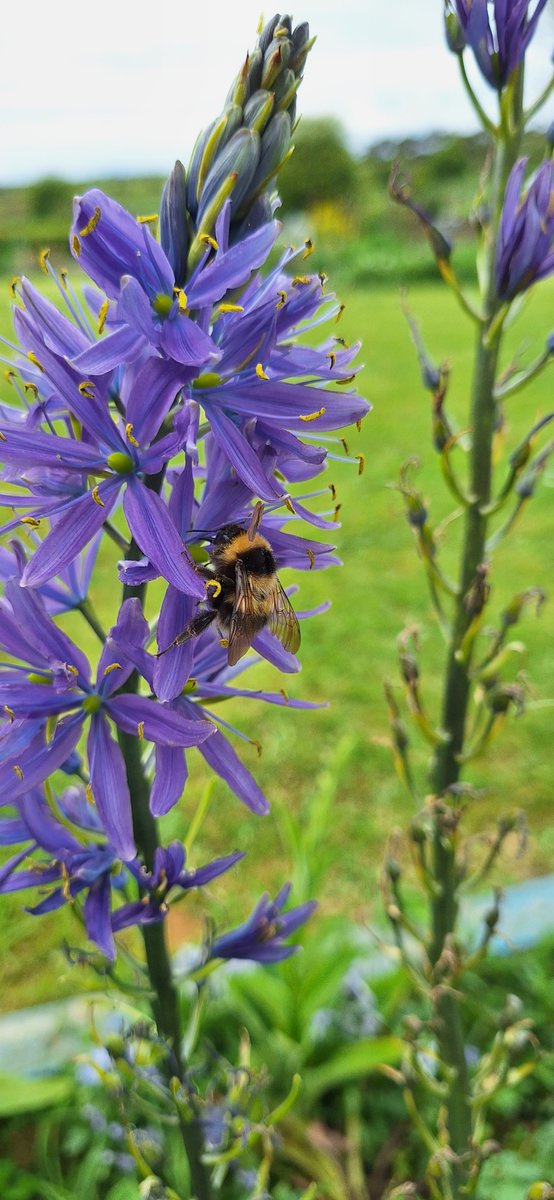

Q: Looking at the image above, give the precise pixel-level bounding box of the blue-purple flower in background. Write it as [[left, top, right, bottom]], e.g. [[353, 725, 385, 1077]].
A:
[[451, 0, 547, 88], [207, 883, 317, 964], [495, 157, 554, 300]]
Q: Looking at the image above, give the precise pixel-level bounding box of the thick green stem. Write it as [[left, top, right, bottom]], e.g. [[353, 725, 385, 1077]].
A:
[[426, 99, 524, 1194], [118, 473, 212, 1200]]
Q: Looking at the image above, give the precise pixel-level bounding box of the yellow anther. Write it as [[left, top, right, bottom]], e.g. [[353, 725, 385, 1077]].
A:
[[78, 380, 95, 399], [24, 383, 38, 398], [98, 298, 109, 335], [0, 431, 7, 442], [27, 351, 44, 372], [335, 336, 350, 349], [200, 233, 219, 251], [72, 234, 81, 257], [299, 407, 326, 422], [39, 248, 51, 273], [256, 363, 269, 381], [137, 721, 145, 740], [307, 549, 315, 570], [125, 422, 139, 447], [86, 783, 94, 805], [3, 706, 14, 722], [333, 504, 342, 522], [356, 454, 365, 476], [21, 516, 41, 528], [285, 496, 295, 514], [276, 290, 287, 309], [251, 739, 263, 758], [9, 276, 20, 296], [329, 483, 337, 502], [318, 272, 327, 286], [280, 688, 289, 703], [177, 289, 188, 311], [80, 206, 101, 236], [66, 664, 78, 676], [292, 275, 311, 286], [4, 370, 15, 383], [336, 373, 356, 386], [137, 213, 158, 224], [303, 239, 314, 259], [91, 485, 104, 507], [341, 438, 349, 454], [218, 303, 244, 314], [327, 351, 336, 369], [219, 638, 229, 649], [13, 765, 24, 780], [60, 270, 68, 289], [336, 303, 346, 321], [356, 419, 362, 433], [103, 662, 122, 676], [206, 578, 222, 599]]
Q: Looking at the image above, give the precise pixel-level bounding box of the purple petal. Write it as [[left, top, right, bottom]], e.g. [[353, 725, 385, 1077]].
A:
[[21, 478, 122, 588], [150, 744, 188, 816], [88, 712, 136, 861], [209, 407, 284, 501], [0, 714, 84, 799], [84, 875, 115, 959], [123, 480, 205, 596], [122, 357, 187, 445], [108, 693, 215, 747], [72, 324, 147, 374], [153, 588, 196, 701], [198, 726, 269, 816], [5, 578, 92, 685], [159, 312, 219, 367]]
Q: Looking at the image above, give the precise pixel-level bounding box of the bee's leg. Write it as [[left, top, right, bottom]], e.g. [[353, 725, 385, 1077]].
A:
[[156, 609, 217, 656]]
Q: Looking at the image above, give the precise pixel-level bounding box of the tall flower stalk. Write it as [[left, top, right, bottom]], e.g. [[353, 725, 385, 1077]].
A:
[[0, 13, 368, 1197], [386, 5, 553, 1195]]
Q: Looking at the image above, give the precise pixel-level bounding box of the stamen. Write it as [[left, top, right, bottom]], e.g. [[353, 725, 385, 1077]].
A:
[[299, 407, 326, 422], [329, 483, 337, 501], [218, 303, 244, 314], [336, 303, 346, 321], [39, 248, 51, 273], [21, 516, 41, 528], [137, 721, 144, 740], [336, 373, 357, 385], [292, 275, 311, 286], [72, 234, 81, 257], [13, 765, 24, 780], [285, 496, 295, 514], [0, 431, 7, 442], [303, 239, 314, 259], [27, 351, 44, 372], [356, 419, 362, 433], [318, 272, 327, 286], [256, 363, 269, 380], [78, 380, 95, 399], [307, 549, 315, 569], [86, 783, 94, 805], [125, 422, 139, 447], [335, 336, 350, 349], [60, 270, 68, 289], [66, 664, 78, 676], [98, 299, 109, 335], [103, 662, 122, 676], [219, 638, 229, 649], [280, 688, 289, 703], [24, 383, 38, 398], [251, 739, 263, 757], [356, 454, 365, 475], [91, 486, 105, 507], [80, 206, 101, 236], [327, 351, 336, 369], [137, 213, 158, 224], [200, 233, 219, 251], [276, 290, 287, 309], [333, 504, 342, 521], [3, 706, 14, 722], [341, 438, 349, 454], [9, 276, 20, 296], [173, 287, 188, 311], [206, 579, 222, 598]]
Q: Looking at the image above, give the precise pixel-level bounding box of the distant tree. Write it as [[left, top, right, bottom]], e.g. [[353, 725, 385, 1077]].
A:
[[278, 117, 357, 212], [29, 177, 72, 219]]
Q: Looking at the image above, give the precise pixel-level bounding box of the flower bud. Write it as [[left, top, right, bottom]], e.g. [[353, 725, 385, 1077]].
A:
[[444, 0, 466, 52], [160, 161, 189, 288]]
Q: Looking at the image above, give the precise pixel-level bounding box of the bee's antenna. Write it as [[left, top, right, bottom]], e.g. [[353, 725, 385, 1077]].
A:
[[248, 501, 264, 541]]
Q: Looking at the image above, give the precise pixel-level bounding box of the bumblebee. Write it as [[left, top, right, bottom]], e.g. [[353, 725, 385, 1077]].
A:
[[158, 517, 301, 666]]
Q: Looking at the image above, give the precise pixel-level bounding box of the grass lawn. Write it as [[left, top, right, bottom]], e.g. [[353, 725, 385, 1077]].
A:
[[1, 265, 553, 1011]]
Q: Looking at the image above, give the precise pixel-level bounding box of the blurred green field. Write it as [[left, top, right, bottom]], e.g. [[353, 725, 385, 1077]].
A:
[[1, 264, 553, 1011]]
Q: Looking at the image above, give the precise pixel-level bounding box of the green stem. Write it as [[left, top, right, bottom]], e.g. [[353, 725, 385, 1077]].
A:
[[427, 113, 524, 1194], [118, 471, 213, 1200]]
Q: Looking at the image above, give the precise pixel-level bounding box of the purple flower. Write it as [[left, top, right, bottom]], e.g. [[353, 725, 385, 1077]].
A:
[[0, 580, 215, 859], [453, 0, 547, 88], [495, 158, 554, 301], [208, 884, 316, 963], [0, 786, 242, 960]]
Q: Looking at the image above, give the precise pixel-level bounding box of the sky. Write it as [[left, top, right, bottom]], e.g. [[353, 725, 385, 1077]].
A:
[[1, 0, 553, 186]]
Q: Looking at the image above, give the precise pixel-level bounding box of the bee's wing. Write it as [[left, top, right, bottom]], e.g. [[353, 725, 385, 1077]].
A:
[[227, 560, 268, 666], [267, 578, 301, 656]]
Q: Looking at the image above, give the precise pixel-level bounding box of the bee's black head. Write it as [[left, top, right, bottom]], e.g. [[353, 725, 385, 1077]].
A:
[[212, 523, 246, 547]]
